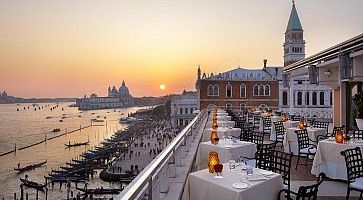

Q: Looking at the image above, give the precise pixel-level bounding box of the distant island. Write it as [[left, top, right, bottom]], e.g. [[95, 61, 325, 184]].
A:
[[0, 91, 77, 104], [0, 90, 178, 107]]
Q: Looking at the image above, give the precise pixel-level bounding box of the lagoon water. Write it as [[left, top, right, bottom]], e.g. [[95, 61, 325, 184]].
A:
[[0, 103, 143, 199]]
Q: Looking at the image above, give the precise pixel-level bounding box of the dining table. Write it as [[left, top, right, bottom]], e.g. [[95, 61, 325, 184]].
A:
[[311, 138, 363, 180], [206, 120, 236, 129], [182, 163, 283, 200], [203, 127, 241, 142], [196, 140, 257, 170], [283, 127, 326, 154], [270, 120, 299, 141]]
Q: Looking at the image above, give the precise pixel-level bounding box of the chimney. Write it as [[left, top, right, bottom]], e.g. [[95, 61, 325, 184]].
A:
[[263, 59, 267, 68]]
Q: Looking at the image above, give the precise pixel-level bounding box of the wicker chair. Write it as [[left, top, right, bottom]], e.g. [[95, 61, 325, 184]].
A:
[[311, 121, 329, 135], [272, 151, 293, 192], [278, 173, 325, 200], [262, 116, 272, 134], [340, 147, 363, 200], [295, 129, 317, 170], [242, 142, 276, 170], [352, 130, 363, 140], [274, 121, 286, 147]]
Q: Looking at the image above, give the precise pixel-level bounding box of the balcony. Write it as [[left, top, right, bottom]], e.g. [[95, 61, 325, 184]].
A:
[[116, 109, 362, 200]]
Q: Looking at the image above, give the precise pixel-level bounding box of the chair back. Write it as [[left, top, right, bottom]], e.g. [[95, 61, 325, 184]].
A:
[[295, 129, 311, 150], [240, 127, 253, 142], [352, 130, 363, 140], [340, 147, 363, 184], [295, 173, 325, 200], [250, 131, 265, 145], [272, 151, 293, 191], [274, 121, 286, 135], [311, 121, 329, 134], [255, 142, 276, 170], [263, 116, 272, 128]]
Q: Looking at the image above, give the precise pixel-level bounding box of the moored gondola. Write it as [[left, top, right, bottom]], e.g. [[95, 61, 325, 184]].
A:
[[76, 187, 122, 195], [20, 178, 45, 191]]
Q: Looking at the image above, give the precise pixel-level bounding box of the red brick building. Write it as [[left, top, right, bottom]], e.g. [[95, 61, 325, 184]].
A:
[[196, 63, 282, 110]]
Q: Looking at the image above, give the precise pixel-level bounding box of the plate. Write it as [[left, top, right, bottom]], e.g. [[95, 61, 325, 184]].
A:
[[225, 144, 233, 148], [260, 170, 274, 176], [232, 182, 248, 189]]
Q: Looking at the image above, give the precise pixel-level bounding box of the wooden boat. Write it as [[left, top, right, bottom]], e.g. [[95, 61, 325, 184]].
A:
[[14, 160, 47, 172], [65, 141, 89, 148], [20, 178, 45, 191], [76, 187, 122, 195]]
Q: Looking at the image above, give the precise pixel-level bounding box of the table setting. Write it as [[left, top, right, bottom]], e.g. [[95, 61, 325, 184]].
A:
[[183, 161, 283, 200], [311, 132, 363, 180]]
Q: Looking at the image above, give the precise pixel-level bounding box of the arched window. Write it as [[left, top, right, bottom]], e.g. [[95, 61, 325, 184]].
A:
[[185, 108, 188, 114], [226, 84, 232, 98], [259, 85, 264, 96], [179, 108, 183, 114], [253, 85, 259, 96], [208, 84, 213, 96], [264, 84, 270, 96], [297, 92, 302, 105], [240, 84, 246, 98], [330, 91, 332, 105], [312, 92, 317, 105], [213, 84, 219, 96], [320, 91, 325, 105], [305, 92, 310, 105], [282, 91, 288, 105]]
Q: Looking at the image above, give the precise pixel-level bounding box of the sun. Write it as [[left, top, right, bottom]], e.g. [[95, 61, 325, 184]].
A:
[[159, 84, 166, 90]]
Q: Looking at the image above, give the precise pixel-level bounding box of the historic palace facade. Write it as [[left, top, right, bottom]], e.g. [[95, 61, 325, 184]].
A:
[[196, 62, 282, 110]]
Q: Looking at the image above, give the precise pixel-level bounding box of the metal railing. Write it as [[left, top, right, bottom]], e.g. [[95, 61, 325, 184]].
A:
[[116, 109, 207, 200]]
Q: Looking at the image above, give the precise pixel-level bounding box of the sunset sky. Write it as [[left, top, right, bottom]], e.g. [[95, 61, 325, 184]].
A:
[[0, 0, 362, 98]]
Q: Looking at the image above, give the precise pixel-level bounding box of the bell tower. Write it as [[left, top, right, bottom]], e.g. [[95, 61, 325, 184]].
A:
[[284, 1, 305, 67]]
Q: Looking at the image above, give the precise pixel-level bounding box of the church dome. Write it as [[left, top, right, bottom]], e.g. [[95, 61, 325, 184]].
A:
[[119, 80, 130, 97]]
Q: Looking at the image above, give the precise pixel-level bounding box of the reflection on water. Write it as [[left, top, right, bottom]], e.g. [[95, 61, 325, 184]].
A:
[[0, 103, 143, 199]]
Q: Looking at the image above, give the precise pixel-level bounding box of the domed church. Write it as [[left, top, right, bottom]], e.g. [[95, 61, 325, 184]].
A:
[[76, 80, 134, 110]]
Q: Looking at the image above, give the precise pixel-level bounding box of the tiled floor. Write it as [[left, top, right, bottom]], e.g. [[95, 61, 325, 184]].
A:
[[275, 145, 362, 199]]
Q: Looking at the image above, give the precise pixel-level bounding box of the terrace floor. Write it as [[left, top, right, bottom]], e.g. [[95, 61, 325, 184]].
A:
[[276, 144, 361, 199]]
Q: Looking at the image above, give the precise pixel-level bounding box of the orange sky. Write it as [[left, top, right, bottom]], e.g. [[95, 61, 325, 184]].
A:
[[0, 0, 362, 98]]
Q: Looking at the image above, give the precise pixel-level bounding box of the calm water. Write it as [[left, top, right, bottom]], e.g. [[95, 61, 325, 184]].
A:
[[0, 103, 144, 199]]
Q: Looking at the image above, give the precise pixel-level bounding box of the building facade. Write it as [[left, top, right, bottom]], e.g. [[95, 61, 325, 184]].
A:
[[76, 80, 134, 110], [196, 63, 282, 111], [280, 2, 332, 118], [170, 90, 198, 129]]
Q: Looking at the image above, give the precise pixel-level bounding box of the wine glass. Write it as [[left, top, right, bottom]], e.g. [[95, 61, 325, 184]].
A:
[[229, 160, 236, 171]]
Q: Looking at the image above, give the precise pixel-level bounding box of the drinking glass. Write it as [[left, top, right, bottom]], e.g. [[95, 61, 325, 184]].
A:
[[229, 160, 236, 171], [246, 165, 253, 176]]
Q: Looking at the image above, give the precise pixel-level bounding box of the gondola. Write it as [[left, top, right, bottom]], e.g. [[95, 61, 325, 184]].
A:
[[76, 187, 122, 195], [65, 141, 89, 148], [14, 160, 47, 173], [20, 178, 45, 191], [52, 128, 60, 132]]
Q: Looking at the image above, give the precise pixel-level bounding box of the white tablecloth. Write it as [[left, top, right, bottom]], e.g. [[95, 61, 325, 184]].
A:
[[208, 115, 232, 121], [182, 163, 283, 200], [311, 139, 363, 180], [203, 127, 241, 142], [270, 121, 299, 141], [283, 127, 326, 154], [206, 120, 236, 128], [196, 140, 257, 170], [210, 112, 229, 117]]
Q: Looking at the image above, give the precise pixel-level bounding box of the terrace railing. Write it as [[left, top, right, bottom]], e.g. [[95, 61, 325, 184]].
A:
[[116, 109, 207, 200]]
